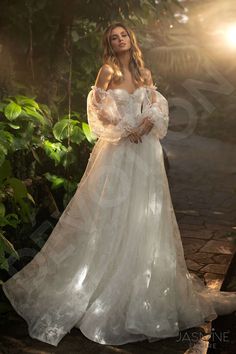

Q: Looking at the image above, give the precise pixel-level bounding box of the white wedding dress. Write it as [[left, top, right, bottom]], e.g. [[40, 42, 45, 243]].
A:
[[2, 85, 236, 347]]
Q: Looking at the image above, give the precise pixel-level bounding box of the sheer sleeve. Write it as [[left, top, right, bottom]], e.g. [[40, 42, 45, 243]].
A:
[[87, 86, 132, 144], [141, 86, 169, 140]]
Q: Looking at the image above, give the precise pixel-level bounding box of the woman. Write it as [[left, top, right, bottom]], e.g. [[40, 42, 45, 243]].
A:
[[2, 22, 236, 347]]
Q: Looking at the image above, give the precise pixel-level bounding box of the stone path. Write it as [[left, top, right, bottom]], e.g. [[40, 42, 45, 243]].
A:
[[164, 133, 236, 291], [0, 133, 236, 353]]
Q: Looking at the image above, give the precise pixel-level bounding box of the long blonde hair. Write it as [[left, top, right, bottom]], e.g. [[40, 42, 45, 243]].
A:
[[102, 22, 145, 85]]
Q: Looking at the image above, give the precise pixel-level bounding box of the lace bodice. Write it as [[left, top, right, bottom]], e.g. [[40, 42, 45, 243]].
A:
[[87, 85, 169, 144], [104, 87, 147, 126]]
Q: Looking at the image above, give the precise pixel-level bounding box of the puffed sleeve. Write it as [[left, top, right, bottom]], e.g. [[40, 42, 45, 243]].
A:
[[140, 86, 169, 140], [87, 86, 133, 144]]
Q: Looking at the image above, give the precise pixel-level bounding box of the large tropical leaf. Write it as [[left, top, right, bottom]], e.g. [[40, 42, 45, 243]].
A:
[[22, 107, 45, 125], [82, 122, 97, 143], [4, 101, 22, 121], [15, 95, 39, 109], [53, 119, 79, 141]]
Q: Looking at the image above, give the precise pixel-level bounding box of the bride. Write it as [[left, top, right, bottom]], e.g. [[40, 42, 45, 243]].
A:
[[2, 22, 236, 347]]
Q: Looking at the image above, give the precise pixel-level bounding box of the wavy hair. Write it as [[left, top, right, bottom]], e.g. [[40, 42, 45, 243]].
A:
[[102, 22, 145, 85]]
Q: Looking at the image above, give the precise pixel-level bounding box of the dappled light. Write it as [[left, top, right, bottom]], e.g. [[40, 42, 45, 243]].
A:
[[225, 24, 236, 48]]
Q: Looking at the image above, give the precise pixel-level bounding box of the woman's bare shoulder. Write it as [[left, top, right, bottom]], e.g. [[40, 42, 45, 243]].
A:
[[140, 67, 153, 86], [140, 67, 151, 75], [95, 64, 114, 89]]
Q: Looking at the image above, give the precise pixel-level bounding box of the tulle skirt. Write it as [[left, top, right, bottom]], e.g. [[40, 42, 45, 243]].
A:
[[2, 133, 236, 346]]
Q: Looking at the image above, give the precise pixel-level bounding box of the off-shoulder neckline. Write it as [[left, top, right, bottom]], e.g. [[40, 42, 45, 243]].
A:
[[91, 85, 157, 96]]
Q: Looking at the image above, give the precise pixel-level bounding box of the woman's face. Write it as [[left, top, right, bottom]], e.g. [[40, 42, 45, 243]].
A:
[[110, 26, 131, 54]]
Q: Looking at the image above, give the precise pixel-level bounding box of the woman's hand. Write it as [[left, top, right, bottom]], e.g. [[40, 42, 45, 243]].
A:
[[137, 117, 154, 136], [127, 131, 143, 144], [128, 117, 154, 143]]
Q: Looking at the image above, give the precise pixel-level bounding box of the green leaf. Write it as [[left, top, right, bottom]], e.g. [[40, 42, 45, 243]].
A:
[[0, 232, 19, 261], [0, 143, 7, 155], [11, 136, 28, 151], [15, 96, 39, 109], [7, 178, 28, 200], [53, 119, 79, 141], [31, 148, 41, 164], [0, 257, 9, 271], [82, 122, 97, 142], [4, 213, 19, 228], [22, 107, 45, 125], [17, 198, 31, 222], [0, 144, 7, 167], [0, 213, 19, 228], [40, 104, 52, 119], [53, 119, 68, 141], [27, 192, 35, 205], [0, 131, 14, 148], [44, 172, 65, 189], [43, 140, 67, 165], [4, 102, 22, 121], [8, 123, 20, 129], [70, 125, 85, 144]]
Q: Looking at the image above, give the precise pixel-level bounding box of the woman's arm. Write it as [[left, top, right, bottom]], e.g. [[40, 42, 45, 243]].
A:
[[95, 64, 113, 91], [87, 65, 136, 143], [133, 68, 155, 136], [92, 64, 115, 125], [136, 68, 169, 140]]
